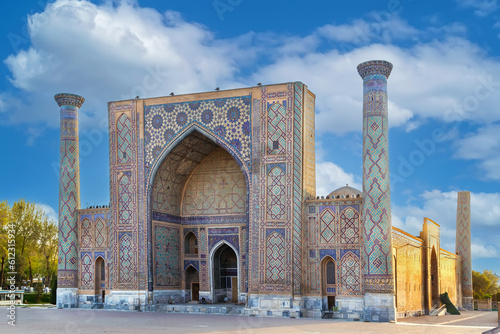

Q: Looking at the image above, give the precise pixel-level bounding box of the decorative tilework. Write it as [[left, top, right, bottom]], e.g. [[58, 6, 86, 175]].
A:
[[456, 191, 472, 298], [267, 102, 287, 155], [155, 225, 181, 287], [358, 60, 394, 292], [340, 251, 361, 295], [319, 249, 336, 260], [182, 148, 246, 216], [184, 260, 199, 271], [80, 252, 93, 288], [95, 251, 106, 260], [340, 207, 360, 244], [119, 233, 134, 283], [144, 95, 252, 182], [116, 114, 132, 164], [56, 93, 83, 289], [209, 227, 239, 235], [95, 218, 107, 248], [320, 208, 335, 243], [266, 165, 286, 220], [266, 232, 285, 284], [81, 218, 92, 248], [292, 83, 304, 295], [118, 174, 132, 224], [208, 235, 239, 252]]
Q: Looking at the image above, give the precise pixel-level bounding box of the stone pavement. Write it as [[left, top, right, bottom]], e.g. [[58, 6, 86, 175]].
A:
[[0, 306, 497, 334]]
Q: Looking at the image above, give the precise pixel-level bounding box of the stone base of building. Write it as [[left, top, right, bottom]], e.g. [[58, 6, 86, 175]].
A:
[[335, 296, 364, 320], [102, 290, 148, 311], [245, 294, 303, 318], [462, 297, 473, 310], [396, 309, 425, 318], [152, 290, 187, 305], [57, 288, 78, 309], [300, 296, 364, 320], [363, 293, 396, 322]]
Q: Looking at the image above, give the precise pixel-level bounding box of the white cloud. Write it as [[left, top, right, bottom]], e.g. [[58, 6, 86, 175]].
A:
[[0, 93, 6, 112], [26, 127, 44, 146], [251, 37, 500, 135], [457, 0, 499, 16], [472, 243, 498, 258], [315, 161, 361, 197], [3, 0, 247, 129], [317, 17, 418, 44], [454, 124, 500, 180], [37, 203, 58, 223], [392, 189, 500, 260], [3, 0, 500, 162]]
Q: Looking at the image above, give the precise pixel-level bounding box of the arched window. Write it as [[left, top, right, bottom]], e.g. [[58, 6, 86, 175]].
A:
[[326, 260, 335, 284], [184, 232, 198, 255]]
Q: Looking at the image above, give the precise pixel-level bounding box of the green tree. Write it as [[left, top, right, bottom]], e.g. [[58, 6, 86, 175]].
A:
[[473, 270, 491, 297], [38, 218, 58, 287], [0, 200, 10, 287], [482, 270, 499, 295], [473, 270, 500, 298], [10, 200, 44, 286]]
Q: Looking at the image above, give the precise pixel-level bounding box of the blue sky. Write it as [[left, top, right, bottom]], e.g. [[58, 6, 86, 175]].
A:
[[1, 0, 499, 275]]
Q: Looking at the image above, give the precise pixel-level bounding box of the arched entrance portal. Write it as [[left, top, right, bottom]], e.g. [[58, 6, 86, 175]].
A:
[[149, 129, 248, 304], [431, 247, 439, 307], [185, 266, 199, 302], [212, 243, 238, 303], [321, 256, 336, 310], [95, 257, 105, 303]]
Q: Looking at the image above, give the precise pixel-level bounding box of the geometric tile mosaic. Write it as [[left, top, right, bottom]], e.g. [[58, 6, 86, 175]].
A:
[[266, 165, 286, 220], [266, 232, 285, 284]]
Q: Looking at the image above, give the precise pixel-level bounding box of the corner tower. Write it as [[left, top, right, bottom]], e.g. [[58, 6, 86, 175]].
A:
[[55, 93, 84, 308], [456, 191, 473, 310], [357, 60, 396, 322]]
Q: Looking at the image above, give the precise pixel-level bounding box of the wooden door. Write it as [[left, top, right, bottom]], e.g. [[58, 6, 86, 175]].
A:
[[231, 277, 238, 303], [192, 283, 199, 301]]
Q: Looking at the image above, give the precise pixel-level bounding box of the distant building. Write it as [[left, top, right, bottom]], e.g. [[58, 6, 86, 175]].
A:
[[55, 60, 472, 321]]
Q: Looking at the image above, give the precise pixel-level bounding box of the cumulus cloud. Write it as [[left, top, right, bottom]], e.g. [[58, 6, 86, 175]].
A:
[[392, 189, 500, 260], [316, 16, 418, 44], [472, 243, 498, 258], [454, 124, 500, 180], [3, 0, 500, 179], [4, 1, 500, 136], [3, 0, 247, 128], [457, 0, 499, 16], [315, 161, 362, 197]]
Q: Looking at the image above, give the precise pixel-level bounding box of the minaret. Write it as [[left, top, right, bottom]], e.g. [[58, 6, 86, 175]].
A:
[[55, 93, 84, 308], [456, 191, 473, 310], [357, 60, 396, 322]]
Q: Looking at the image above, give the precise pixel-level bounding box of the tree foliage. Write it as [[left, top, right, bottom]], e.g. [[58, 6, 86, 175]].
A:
[[0, 199, 58, 289], [473, 269, 500, 299]]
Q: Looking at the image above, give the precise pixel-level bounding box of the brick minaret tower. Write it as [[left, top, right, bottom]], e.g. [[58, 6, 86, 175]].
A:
[[456, 191, 473, 310], [55, 93, 84, 308], [357, 60, 396, 322]]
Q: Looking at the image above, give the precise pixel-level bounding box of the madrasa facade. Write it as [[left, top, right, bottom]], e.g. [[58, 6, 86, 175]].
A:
[[55, 60, 473, 322]]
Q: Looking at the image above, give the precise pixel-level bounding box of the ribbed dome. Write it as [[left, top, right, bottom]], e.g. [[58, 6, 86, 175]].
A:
[[327, 184, 362, 199]]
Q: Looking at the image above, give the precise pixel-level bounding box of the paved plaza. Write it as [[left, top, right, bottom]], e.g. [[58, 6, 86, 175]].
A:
[[1, 307, 498, 334]]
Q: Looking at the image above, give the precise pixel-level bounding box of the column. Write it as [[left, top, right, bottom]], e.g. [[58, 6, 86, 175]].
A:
[[456, 191, 473, 310], [55, 93, 84, 308], [357, 60, 396, 322]]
